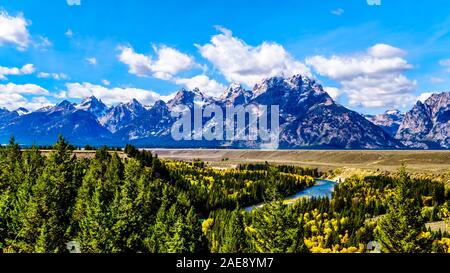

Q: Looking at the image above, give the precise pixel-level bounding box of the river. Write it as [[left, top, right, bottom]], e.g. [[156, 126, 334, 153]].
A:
[[244, 179, 337, 212]]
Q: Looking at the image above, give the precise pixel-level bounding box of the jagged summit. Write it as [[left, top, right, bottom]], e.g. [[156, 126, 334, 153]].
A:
[[53, 100, 77, 112], [396, 92, 449, 148], [366, 109, 404, 137], [221, 83, 252, 105], [253, 74, 323, 96], [76, 96, 108, 118], [168, 87, 212, 109], [14, 107, 30, 116]]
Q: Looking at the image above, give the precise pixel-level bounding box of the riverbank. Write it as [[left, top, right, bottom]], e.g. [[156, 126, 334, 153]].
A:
[[244, 179, 336, 212]]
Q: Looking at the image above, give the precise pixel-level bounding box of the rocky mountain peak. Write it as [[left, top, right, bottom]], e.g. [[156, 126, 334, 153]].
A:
[[0, 75, 446, 150], [252, 74, 332, 115], [423, 92, 450, 120], [14, 107, 30, 116], [366, 109, 404, 137], [396, 92, 449, 149], [77, 96, 108, 118], [221, 83, 252, 105], [149, 100, 170, 115], [125, 98, 145, 112], [168, 88, 210, 109], [53, 100, 76, 112]]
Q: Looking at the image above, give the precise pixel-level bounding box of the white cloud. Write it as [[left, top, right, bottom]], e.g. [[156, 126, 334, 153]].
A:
[[160, 92, 177, 102], [118, 45, 196, 80], [38, 72, 69, 80], [35, 35, 52, 50], [344, 74, 417, 108], [306, 45, 411, 80], [306, 44, 417, 109], [197, 26, 311, 87], [0, 10, 30, 50], [54, 91, 68, 99], [331, 8, 345, 16], [175, 75, 227, 97], [67, 0, 81, 6], [367, 44, 406, 58], [418, 92, 434, 103], [430, 77, 445, 84], [323, 86, 341, 100], [0, 83, 49, 95], [0, 93, 52, 111], [101, 79, 111, 86], [0, 64, 35, 80], [86, 57, 97, 65], [65, 82, 162, 105], [0, 83, 51, 110], [65, 29, 74, 37]]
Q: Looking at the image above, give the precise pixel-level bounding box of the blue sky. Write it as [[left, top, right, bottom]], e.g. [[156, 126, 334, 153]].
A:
[[0, 0, 449, 114]]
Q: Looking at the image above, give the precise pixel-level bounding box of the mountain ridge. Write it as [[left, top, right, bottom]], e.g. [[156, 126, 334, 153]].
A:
[[0, 75, 448, 149]]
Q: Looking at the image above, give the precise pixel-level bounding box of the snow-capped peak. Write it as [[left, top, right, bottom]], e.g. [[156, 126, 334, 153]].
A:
[[385, 109, 401, 116], [55, 100, 77, 111], [15, 107, 30, 116], [76, 96, 108, 118]]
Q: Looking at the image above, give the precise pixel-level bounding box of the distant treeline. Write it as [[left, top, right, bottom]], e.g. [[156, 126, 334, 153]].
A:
[[15, 144, 124, 151]]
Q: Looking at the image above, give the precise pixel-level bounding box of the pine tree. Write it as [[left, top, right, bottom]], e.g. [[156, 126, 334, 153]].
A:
[[249, 199, 308, 253], [166, 217, 189, 253], [111, 159, 155, 252], [0, 137, 23, 249], [146, 201, 177, 253], [74, 151, 117, 252], [184, 207, 205, 253], [6, 146, 44, 251], [22, 135, 77, 252], [375, 164, 431, 253], [221, 209, 247, 253]]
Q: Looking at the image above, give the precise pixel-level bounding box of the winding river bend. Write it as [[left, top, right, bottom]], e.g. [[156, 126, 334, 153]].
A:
[[244, 179, 337, 212]]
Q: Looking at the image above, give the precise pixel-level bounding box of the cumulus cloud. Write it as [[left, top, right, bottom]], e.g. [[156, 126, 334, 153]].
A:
[[0, 10, 30, 50], [0, 93, 52, 111], [65, 82, 162, 105], [306, 44, 417, 109], [367, 44, 406, 59], [323, 86, 341, 100], [175, 75, 227, 97], [0, 82, 52, 110], [118, 45, 196, 80], [0, 64, 35, 80], [197, 26, 311, 87], [0, 83, 49, 95], [67, 0, 81, 6], [306, 45, 411, 80], [344, 75, 417, 108], [37, 72, 69, 80]]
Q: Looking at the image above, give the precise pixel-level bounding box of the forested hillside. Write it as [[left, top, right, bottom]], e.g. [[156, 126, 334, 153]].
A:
[[0, 137, 449, 253]]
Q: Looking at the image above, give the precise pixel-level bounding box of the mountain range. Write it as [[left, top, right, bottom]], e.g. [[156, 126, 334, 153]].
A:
[[0, 74, 448, 149]]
